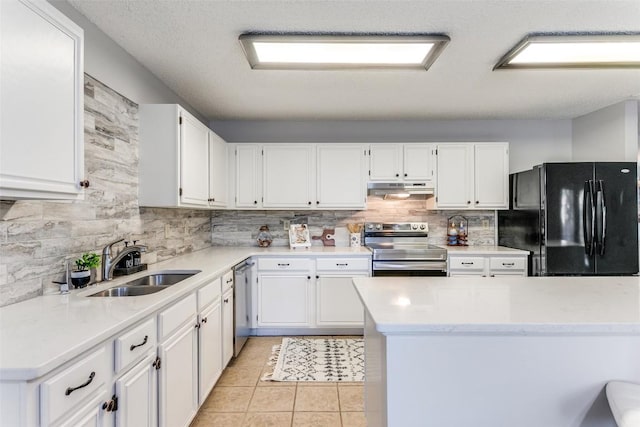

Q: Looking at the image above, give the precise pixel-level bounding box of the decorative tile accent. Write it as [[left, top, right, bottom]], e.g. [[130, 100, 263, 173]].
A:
[[0, 75, 213, 307]]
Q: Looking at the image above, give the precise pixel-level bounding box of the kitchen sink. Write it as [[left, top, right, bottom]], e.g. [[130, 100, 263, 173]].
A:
[[87, 270, 200, 297], [89, 286, 165, 297]]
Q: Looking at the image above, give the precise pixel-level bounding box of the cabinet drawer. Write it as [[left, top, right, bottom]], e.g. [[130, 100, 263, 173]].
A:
[[258, 258, 312, 271], [316, 257, 370, 272], [449, 257, 485, 271], [115, 317, 157, 373], [490, 257, 526, 271], [198, 278, 221, 311], [40, 346, 109, 426], [159, 293, 197, 340]]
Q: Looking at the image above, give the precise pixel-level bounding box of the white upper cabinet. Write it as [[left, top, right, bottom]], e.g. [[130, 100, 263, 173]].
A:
[[316, 144, 367, 209], [208, 131, 228, 207], [436, 142, 509, 210], [233, 144, 262, 208], [369, 143, 436, 185], [0, 0, 85, 200], [180, 112, 210, 207], [139, 104, 227, 209], [403, 144, 436, 182], [369, 144, 402, 181], [262, 144, 314, 208], [474, 144, 509, 209]]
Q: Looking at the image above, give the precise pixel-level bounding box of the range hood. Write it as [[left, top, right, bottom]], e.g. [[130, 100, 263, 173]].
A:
[[367, 182, 435, 200]]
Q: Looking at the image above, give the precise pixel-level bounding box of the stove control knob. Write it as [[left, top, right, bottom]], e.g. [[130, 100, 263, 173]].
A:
[[375, 224, 382, 230], [419, 224, 426, 230], [411, 224, 418, 230], [366, 224, 373, 230]]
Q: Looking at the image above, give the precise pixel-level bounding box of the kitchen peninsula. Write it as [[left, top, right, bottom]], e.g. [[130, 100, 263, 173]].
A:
[[353, 276, 640, 427]]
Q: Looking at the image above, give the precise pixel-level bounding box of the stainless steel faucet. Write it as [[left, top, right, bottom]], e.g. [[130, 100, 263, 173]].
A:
[[101, 238, 147, 281]]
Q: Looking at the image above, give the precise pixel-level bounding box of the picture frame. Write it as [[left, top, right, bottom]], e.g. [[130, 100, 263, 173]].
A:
[[289, 224, 311, 249]]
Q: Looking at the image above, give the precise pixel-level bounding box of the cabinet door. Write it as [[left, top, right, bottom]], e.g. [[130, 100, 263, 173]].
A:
[[258, 275, 310, 326], [115, 353, 157, 427], [179, 111, 210, 207], [436, 144, 473, 209], [199, 301, 222, 405], [316, 274, 366, 326], [56, 397, 106, 427], [316, 145, 366, 209], [158, 320, 199, 427], [208, 131, 228, 208], [222, 288, 234, 368], [235, 144, 261, 208], [263, 145, 314, 208], [369, 144, 402, 181], [474, 143, 509, 209], [403, 144, 436, 183], [0, 0, 84, 200]]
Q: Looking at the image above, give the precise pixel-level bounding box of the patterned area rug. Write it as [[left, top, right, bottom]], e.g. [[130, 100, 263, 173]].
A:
[[262, 337, 365, 382]]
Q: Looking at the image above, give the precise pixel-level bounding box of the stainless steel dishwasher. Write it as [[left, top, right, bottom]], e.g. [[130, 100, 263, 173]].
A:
[[233, 259, 253, 356]]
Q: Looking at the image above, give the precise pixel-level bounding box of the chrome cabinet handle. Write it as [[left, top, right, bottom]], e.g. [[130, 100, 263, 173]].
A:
[[130, 335, 148, 351], [65, 372, 95, 396]]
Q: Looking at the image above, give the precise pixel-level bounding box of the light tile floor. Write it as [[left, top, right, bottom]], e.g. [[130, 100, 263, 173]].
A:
[[190, 336, 366, 427]]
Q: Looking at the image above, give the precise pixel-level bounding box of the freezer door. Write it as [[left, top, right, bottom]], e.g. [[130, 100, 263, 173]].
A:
[[593, 163, 639, 275], [542, 163, 595, 275]]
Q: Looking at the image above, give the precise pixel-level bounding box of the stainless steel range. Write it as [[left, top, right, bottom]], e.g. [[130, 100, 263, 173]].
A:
[[364, 222, 447, 276]]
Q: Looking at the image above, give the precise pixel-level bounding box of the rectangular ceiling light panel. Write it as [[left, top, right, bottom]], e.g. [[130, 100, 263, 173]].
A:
[[495, 34, 640, 69], [239, 34, 450, 70]]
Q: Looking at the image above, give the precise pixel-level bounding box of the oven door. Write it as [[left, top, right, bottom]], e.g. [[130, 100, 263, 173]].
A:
[[372, 260, 447, 277]]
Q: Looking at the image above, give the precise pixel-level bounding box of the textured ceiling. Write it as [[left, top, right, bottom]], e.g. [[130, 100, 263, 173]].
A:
[[67, 0, 640, 121]]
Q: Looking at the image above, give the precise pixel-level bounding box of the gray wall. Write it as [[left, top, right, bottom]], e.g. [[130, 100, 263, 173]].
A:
[[572, 100, 639, 162], [48, 1, 207, 123], [0, 76, 213, 307], [210, 119, 573, 173]]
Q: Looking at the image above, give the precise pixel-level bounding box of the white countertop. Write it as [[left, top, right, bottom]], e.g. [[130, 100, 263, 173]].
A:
[[353, 276, 640, 335], [445, 245, 529, 255], [0, 246, 370, 381]]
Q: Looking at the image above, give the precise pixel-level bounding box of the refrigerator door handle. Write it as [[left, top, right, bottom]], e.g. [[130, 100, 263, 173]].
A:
[[583, 180, 595, 255], [597, 180, 606, 256]]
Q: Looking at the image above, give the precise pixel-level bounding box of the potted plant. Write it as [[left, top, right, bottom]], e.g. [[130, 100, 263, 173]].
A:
[[71, 253, 101, 288]]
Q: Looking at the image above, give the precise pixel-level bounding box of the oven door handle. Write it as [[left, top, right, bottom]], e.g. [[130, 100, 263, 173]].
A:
[[372, 261, 447, 272]]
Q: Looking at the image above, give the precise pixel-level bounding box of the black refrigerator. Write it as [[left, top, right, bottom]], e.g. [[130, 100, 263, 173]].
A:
[[498, 162, 638, 276]]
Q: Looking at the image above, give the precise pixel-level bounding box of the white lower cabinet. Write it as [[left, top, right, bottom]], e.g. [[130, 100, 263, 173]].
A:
[[316, 275, 366, 326], [157, 293, 199, 427], [198, 298, 222, 405], [256, 256, 371, 330], [316, 258, 369, 327], [448, 254, 527, 277], [114, 353, 157, 427], [258, 274, 310, 326]]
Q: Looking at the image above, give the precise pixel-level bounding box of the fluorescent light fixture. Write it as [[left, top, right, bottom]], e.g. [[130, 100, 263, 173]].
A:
[[494, 33, 640, 69], [239, 34, 450, 70]]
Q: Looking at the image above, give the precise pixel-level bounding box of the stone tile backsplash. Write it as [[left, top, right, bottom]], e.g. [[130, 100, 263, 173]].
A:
[[212, 197, 496, 248], [0, 75, 213, 307]]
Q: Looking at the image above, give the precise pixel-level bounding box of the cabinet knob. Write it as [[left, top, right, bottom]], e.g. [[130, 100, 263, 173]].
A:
[[395, 173, 399, 177], [195, 323, 200, 329], [79, 180, 90, 188], [224, 298, 229, 303], [475, 201, 479, 204], [307, 276, 311, 280], [316, 201, 319, 205], [202, 317, 208, 323], [404, 173, 408, 177], [316, 275, 319, 279], [308, 201, 312, 205], [467, 200, 471, 204], [254, 200, 258, 204]]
